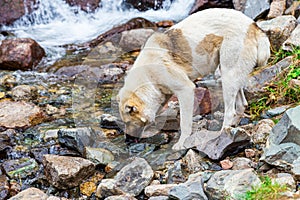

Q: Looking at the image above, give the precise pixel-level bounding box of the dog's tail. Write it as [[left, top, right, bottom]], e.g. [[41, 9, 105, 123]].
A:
[[256, 31, 270, 67]]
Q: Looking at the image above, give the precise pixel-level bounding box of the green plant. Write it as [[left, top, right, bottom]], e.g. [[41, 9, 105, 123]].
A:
[[241, 176, 288, 200]]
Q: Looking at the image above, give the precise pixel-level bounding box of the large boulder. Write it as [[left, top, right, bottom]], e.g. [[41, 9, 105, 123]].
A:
[[0, 38, 45, 71], [65, 0, 101, 12], [0, 100, 46, 130], [0, 0, 38, 25]]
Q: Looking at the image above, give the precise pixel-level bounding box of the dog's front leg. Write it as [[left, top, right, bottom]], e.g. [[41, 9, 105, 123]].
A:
[[172, 84, 195, 150]]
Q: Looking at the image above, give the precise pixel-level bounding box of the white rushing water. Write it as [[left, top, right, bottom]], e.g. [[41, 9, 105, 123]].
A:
[[1, 0, 194, 64]]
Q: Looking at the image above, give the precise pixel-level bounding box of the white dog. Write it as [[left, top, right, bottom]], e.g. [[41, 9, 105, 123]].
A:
[[118, 8, 270, 150]]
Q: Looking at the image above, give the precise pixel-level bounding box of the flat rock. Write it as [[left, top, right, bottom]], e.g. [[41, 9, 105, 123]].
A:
[[3, 158, 39, 179], [185, 127, 250, 160], [84, 147, 114, 165], [257, 15, 297, 51], [0, 38, 45, 70], [206, 169, 261, 199], [0, 100, 46, 129], [43, 154, 95, 189], [145, 184, 177, 197], [268, 105, 300, 145], [8, 187, 48, 200], [169, 172, 208, 200]]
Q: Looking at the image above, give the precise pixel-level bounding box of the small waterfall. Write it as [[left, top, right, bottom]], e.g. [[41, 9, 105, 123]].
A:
[[1, 0, 195, 65]]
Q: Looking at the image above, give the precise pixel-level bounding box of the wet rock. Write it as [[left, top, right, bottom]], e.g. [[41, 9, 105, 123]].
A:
[[0, 0, 38, 25], [246, 56, 293, 98], [88, 17, 157, 48], [0, 38, 45, 70], [257, 15, 297, 51], [8, 187, 48, 200], [0, 100, 45, 129], [232, 157, 253, 170], [261, 143, 300, 168], [105, 194, 138, 200], [11, 85, 37, 101], [283, 24, 300, 51], [233, 0, 270, 19], [96, 157, 154, 198], [251, 119, 275, 145], [268, 106, 300, 146], [186, 127, 250, 160], [65, 0, 101, 12], [122, 0, 169, 11], [189, 0, 234, 14], [43, 154, 95, 189], [206, 169, 261, 199], [3, 158, 39, 179], [54, 64, 126, 83], [267, 0, 286, 19], [58, 127, 98, 155], [84, 147, 114, 165], [0, 175, 9, 200], [119, 28, 155, 52], [145, 184, 176, 197], [169, 172, 208, 200]]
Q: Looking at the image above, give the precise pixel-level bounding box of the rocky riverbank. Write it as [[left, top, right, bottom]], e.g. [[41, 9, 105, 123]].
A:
[[0, 0, 300, 200]]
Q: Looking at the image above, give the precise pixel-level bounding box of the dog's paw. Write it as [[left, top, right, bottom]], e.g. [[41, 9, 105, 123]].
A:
[[172, 141, 185, 151]]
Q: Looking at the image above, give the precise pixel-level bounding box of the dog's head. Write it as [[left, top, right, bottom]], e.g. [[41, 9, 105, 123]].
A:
[[117, 89, 154, 138]]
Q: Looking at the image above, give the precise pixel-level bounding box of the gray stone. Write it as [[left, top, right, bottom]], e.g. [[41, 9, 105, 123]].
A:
[[268, 106, 300, 145], [148, 196, 168, 200], [246, 56, 293, 98], [104, 194, 137, 200], [85, 147, 114, 165], [169, 172, 208, 200], [206, 169, 261, 200], [266, 106, 289, 117], [43, 154, 95, 189], [283, 24, 300, 51], [97, 157, 154, 198], [166, 161, 186, 184], [273, 173, 296, 190], [292, 158, 300, 180], [257, 15, 297, 51], [145, 184, 177, 197], [186, 127, 250, 160], [115, 157, 154, 196], [232, 157, 253, 170], [3, 158, 39, 179], [233, 0, 270, 19], [182, 149, 208, 173], [8, 187, 48, 200], [260, 143, 300, 168]]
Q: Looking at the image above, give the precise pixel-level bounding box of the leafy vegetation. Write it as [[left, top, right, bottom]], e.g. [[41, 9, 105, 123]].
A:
[[249, 46, 300, 120], [241, 176, 288, 200]]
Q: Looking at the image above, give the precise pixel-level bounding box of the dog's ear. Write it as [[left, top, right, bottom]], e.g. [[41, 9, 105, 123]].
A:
[[125, 105, 138, 115]]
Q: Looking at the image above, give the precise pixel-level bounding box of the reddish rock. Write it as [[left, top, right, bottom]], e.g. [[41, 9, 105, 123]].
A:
[[0, 38, 45, 71], [0, 100, 46, 130], [189, 0, 234, 14], [88, 17, 157, 47], [220, 159, 233, 170], [0, 0, 38, 25], [65, 0, 101, 12]]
